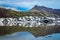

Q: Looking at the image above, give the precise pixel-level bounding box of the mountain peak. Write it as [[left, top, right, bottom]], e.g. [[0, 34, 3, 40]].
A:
[[34, 5, 46, 8], [30, 5, 60, 17], [31, 5, 49, 10], [34, 5, 38, 7]]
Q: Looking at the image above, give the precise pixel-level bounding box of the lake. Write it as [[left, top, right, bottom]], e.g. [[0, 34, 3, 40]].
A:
[[0, 16, 60, 40], [0, 32, 60, 40]]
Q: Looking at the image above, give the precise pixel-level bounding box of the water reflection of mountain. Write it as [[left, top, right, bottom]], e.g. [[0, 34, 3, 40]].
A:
[[0, 32, 60, 40], [0, 16, 60, 37], [0, 16, 60, 27], [0, 26, 60, 37]]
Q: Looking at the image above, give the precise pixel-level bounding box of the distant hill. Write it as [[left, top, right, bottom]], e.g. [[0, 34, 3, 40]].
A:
[[0, 8, 10, 18], [0, 8, 21, 18], [0, 5, 60, 18], [30, 5, 60, 17]]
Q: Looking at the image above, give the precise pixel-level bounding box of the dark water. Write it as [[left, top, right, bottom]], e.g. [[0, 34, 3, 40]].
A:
[[0, 32, 60, 40], [0, 17, 60, 40]]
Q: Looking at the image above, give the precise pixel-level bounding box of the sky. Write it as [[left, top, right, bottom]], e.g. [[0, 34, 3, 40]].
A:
[[0, 0, 60, 11]]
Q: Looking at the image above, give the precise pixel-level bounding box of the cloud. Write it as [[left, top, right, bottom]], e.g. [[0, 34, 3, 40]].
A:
[[0, 0, 60, 11], [0, 1, 29, 11], [0, 0, 39, 11]]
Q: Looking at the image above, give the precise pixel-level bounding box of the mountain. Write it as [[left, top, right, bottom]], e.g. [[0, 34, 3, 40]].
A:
[[0, 8, 10, 18], [30, 5, 60, 17], [0, 5, 60, 18], [0, 8, 21, 18]]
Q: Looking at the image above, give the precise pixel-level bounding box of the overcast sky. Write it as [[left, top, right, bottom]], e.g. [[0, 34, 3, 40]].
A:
[[0, 0, 60, 11]]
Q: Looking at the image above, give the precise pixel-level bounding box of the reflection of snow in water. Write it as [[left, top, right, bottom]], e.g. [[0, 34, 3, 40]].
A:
[[0, 16, 60, 27], [0, 32, 60, 40]]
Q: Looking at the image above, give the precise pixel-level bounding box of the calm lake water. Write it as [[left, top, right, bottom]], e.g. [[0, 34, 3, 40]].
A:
[[0, 17, 60, 40], [0, 32, 60, 40]]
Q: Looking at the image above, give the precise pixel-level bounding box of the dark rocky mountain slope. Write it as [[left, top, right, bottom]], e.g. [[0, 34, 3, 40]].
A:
[[30, 5, 60, 17], [0, 8, 10, 18], [0, 5, 60, 18]]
